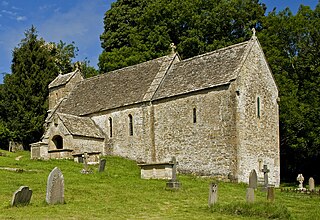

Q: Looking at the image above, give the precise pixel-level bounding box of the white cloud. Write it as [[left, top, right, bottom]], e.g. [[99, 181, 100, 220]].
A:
[[16, 16, 26, 21], [1, 1, 8, 6], [1, 9, 17, 16]]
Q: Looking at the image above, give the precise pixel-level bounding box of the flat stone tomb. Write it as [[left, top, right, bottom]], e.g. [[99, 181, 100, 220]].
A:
[[11, 186, 32, 207], [46, 167, 64, 205]]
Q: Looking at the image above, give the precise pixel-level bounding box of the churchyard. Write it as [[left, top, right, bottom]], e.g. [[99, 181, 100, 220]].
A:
[[0, 150, 319, 219]]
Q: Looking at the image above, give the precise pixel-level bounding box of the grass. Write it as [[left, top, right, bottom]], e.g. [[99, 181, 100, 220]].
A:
[[0, 150, 319, 219]]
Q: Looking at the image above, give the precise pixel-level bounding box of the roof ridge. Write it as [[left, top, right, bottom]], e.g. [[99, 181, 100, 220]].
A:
[[178, 41, 250, 64]]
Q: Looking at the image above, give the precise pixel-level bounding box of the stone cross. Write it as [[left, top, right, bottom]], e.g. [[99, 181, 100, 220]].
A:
[[262, 165, 270, 187], [309, 177, 315, 191], [83, 152, 89, 171], [99, 158, 106, 172], [46, 167, 64, 205], [171, 156, 177, 181], [11, 186, 32, 207], [246, 188, 255, 203], [170, 43, 176, 54], [208, 182, 218, 207], [297, 174, 305, 190], [166, 156, 181, 189], [249, 169, 258, 189]]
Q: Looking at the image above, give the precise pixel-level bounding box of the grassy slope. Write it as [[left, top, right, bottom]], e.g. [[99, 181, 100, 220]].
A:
[[0, 150, 319, 219]]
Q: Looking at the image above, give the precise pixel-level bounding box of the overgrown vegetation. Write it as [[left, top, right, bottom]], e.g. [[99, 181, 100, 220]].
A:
[[0, 150, 320, 219]]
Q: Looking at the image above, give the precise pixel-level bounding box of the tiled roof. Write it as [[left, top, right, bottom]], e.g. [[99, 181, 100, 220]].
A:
[[153, 41, 249, 100], [49, 70, 79, 89], [57, 113, 104, 138], [57, 55, 176, 116]]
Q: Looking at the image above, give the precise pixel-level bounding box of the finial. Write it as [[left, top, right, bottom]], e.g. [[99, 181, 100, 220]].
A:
[[170, 43, 176, 54], [252, 28, 256, 37]]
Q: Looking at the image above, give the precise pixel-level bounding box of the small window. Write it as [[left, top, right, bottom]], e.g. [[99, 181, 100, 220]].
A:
[[52, 135, 63, 149], [193, 108, 197, 123], [128, 114, 133, 136], [257, 97, 261, 118], [109, 117, 113, 138]]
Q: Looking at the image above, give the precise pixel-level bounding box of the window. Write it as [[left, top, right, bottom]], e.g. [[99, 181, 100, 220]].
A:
[[193, 108, 197, 123], [109, 117, 113, 138], [52, 135, 63, 149], [257, 97, 261, 118], [128, 114, 133, 136]]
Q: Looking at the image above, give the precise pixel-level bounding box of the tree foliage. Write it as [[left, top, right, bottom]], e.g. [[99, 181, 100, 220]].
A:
[[0, 26, 77, 149], [258, 4, 320, 182], [99, 0, 266, 72]]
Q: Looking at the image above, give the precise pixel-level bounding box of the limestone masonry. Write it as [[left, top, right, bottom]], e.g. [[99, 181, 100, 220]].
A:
[[31, 36, 280, 186]]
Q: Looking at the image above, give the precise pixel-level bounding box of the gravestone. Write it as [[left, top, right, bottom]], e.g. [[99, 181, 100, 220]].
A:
[[166, 157, 181, 189], [46, 167, 64, 205], [309, 177, 315, 191], [246, 188, 255, 203], [11, 186, 32, 207], [267, 186, 275, 202], [81, 152, 92, 174], [249, 169, 258, 189], [208, 182, 218, 207], [99, 158, 106, 172], [297, 174, 305, 190], [262, 165, 270, 187]]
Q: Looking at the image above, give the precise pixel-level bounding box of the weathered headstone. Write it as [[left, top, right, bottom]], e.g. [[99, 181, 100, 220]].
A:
[[208, 182, 218, 207], [81, 152, 92, 174], [11, 186, 32, 207], [297, 174, 305, 190], [262, 165, 270, 187], [166, 157, 181, 189], [46, 167, 64, 205], [246, 188, 255, 203], [267, 186, 275, 202], [309, 177, 315, 191], [249, 169, 258, 189], [99, 158, 106, 172]]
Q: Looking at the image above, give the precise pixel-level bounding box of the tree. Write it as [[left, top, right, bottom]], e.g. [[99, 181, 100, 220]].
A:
[[259, 4, 320, 182], [0, 26, 77, 149], [99, 0, 266, 72]]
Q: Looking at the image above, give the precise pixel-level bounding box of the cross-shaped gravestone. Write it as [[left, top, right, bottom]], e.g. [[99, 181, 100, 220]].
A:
[[82, 152, 89, 170], [166, 156, 181, 189], [262, 165, 270, 187], [297, 174, 305, 190], [171, 156, 177, 181]]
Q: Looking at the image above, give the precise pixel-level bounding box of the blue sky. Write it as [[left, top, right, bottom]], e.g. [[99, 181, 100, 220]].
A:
[[0, 0, 318, 84]]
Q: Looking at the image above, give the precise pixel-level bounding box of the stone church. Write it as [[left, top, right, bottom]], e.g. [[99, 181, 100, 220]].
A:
[[31, 35, 280, 186]]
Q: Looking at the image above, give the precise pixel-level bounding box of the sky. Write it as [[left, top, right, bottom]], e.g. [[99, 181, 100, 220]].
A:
[[0, 0, 318, 84]]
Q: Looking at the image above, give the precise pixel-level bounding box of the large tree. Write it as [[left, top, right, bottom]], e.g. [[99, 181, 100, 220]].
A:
[[258, 4, 320, 182], [99, 0, 266, 72], [0, 26, 77, 149]]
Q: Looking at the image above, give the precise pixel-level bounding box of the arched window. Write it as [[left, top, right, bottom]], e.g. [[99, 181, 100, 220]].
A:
[[52, 135, 63, 149], [128, 114, 133, 136], [109, 117, 113, 138], [257, 97, 261, 118], [193, 108, 197, 123]]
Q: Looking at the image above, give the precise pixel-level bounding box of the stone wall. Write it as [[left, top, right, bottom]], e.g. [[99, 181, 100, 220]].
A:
[[91, 104, 153, 162], [235, 39, 280, 186], [152, 86, 238, 178]]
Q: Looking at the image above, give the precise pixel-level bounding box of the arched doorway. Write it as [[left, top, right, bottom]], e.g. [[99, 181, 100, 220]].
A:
[[52, 135, 63, 149]]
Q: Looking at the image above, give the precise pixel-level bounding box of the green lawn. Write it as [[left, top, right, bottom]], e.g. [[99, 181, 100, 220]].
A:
[[0, 150, 319, 219]]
